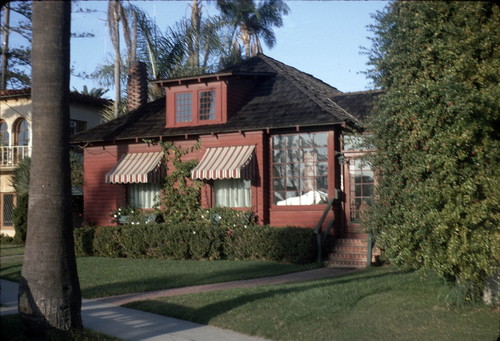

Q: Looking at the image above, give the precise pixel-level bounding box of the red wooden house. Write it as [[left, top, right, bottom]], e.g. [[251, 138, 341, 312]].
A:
[[72, 55, 379, 266]]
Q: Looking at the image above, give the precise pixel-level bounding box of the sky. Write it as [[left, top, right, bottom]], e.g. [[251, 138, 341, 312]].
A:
[[10, 0, 390, 97]]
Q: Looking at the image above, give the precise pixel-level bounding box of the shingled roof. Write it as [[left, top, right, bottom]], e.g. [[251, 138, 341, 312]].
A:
[[72, 54, 364, 144], [330, 90, 382, 122]]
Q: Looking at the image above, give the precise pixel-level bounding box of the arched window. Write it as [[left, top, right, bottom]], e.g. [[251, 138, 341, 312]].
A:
[[0, 120, 9, 146], [15, 119, 30, 146]]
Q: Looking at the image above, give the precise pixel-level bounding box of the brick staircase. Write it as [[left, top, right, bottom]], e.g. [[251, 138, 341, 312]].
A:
[[327, 235, 371, 268]]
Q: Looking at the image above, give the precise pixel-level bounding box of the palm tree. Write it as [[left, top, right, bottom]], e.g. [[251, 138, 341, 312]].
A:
[[18, 1, 82, 335], [216, 0, 290, 57]]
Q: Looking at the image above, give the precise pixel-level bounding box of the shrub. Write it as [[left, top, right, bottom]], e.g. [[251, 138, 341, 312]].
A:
[[12, 194, 28, 244], [0, 233, 15, 244], [73, 222, 316, 264], [73, 226, 95, 256]]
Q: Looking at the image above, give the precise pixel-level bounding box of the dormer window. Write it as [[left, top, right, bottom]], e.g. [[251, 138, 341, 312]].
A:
[[165, 80, 226, 128], [199, 90, 216, 120], [175, 92, 193, 122]]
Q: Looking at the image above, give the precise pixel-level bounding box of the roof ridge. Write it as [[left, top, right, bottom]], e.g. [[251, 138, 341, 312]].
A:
[[331, 89, 383, 97], [257, 54, 358, 123]]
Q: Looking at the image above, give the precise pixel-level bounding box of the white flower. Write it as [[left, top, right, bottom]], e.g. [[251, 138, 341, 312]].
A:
[[118, 208, 122, 211], [193, 231, 196, 234], [114, 214, 117, 218], [201, 215, 205, 219], [244, 225, 247, 228], [131, 222, 135, 225]]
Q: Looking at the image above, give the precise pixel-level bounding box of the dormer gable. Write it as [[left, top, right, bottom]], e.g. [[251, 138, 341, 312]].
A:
[[153, 70, 274, 129], [153, 74, 227, 128]]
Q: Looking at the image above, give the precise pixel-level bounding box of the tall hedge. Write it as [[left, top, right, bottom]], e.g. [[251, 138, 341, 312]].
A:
[[74, 223, 316, 264], [365, 1, 499, 296]]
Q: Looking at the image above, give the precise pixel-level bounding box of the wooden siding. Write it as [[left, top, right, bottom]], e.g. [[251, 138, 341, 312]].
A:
[[82, 128, 344, 230], [83, 143, 163, 226]]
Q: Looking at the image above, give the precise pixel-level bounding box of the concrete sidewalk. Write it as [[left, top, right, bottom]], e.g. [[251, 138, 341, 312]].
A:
[[0, 268, 353, 340]]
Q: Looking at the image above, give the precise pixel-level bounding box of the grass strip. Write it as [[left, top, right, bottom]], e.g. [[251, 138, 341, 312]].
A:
[[125, 266, 500, 341], [0, 244, 317, 298]]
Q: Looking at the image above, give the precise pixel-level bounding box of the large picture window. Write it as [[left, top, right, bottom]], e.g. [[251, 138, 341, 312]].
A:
[[214, 179, 251, 208], [127, 183, 160, 209], [272, 132, 329, 205], [348, 159, 374, 223]]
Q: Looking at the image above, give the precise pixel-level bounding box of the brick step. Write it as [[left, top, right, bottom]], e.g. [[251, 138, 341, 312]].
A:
[[334, 238, 369, 247], [341, 233, 369, 240], [334, 245, 368, 253], [327, 259, 368, 268], [329, 252, 368, 261]]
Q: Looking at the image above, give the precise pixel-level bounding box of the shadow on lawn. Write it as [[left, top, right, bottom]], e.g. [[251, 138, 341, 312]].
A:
[[127, 269, 403, 324], [80, 261, 317, 298]]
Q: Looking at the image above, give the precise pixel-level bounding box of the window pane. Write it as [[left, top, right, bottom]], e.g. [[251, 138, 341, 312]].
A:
[[17, 120, 30, 146], [214, 179, 251, 208], [0, 122, 9, 146], [128, 183, 160, 209], [199, 90, 216, 120], [349, 158, 374, 223], [2, 194, 14, 226], [272, 132, 329, 205], [175, 93, 192, 122], [313, 133, 328, 147]]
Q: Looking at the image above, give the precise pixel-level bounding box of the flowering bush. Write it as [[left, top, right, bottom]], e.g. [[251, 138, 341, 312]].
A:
[[110, 206, 156, 225], [198, 207, 256, 228]]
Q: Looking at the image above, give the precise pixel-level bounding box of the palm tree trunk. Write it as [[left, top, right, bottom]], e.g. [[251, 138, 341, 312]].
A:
[[18, 1, 82, 335]]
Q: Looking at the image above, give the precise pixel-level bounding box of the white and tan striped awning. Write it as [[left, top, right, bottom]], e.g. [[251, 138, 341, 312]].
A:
[[105, 152, 164, 184], [191, 145, 256, 180]]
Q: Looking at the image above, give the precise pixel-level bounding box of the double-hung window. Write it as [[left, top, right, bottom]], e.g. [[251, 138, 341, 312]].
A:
[[127, 183, 160, 209], [174, 90, 216, 124], [175, 93, 193, 122], [214, 179, 251, 208]]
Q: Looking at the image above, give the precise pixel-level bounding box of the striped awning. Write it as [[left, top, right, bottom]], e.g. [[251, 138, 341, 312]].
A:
[[191, 145, 256, 180], [105, 152, 164, 184]]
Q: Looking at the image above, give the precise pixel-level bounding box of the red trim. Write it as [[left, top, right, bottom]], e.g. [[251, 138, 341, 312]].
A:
[[166, 81, 227, 128]]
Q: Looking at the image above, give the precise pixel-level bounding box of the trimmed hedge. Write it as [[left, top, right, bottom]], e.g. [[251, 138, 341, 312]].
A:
[[74, 223, 316, 264]]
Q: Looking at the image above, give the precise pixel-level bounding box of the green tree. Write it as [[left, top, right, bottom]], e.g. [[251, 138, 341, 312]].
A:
[[18, 1, 82, 334], [11, 157, 30, 243], [0, 1, 31, 89], [216, 0, 289, 58], [365, 2, 499, 298]]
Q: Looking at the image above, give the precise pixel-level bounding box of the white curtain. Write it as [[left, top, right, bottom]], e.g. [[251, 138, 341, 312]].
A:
[[127, 183, 160, 208], [214, 179, 251, 208]]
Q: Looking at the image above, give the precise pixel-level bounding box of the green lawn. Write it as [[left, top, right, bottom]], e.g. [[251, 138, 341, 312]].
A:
[[125, 266, 500, 341], [0, 244, 317, 298]]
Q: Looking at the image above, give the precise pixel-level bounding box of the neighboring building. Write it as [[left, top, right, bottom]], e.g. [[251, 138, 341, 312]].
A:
[[72, 54, 380, 266], [0, 88, 110, 236]]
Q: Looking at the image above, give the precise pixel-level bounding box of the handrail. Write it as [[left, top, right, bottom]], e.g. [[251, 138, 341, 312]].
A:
[[0, 146, 32, 166], [314, 196, 336, 264], [367, 233, 375, 267], [314, 197, 335, 234]]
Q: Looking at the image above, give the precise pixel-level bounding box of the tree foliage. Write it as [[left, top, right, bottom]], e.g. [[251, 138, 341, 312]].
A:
[[1, 1, 32, 89], [365, 2, 499, 296]]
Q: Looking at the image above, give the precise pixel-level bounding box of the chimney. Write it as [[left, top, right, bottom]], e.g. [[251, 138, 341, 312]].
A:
[[126, 61, 148, 112]]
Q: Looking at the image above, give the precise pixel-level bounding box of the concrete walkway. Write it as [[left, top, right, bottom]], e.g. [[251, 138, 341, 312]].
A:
[[1, 268, 353, 340]]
